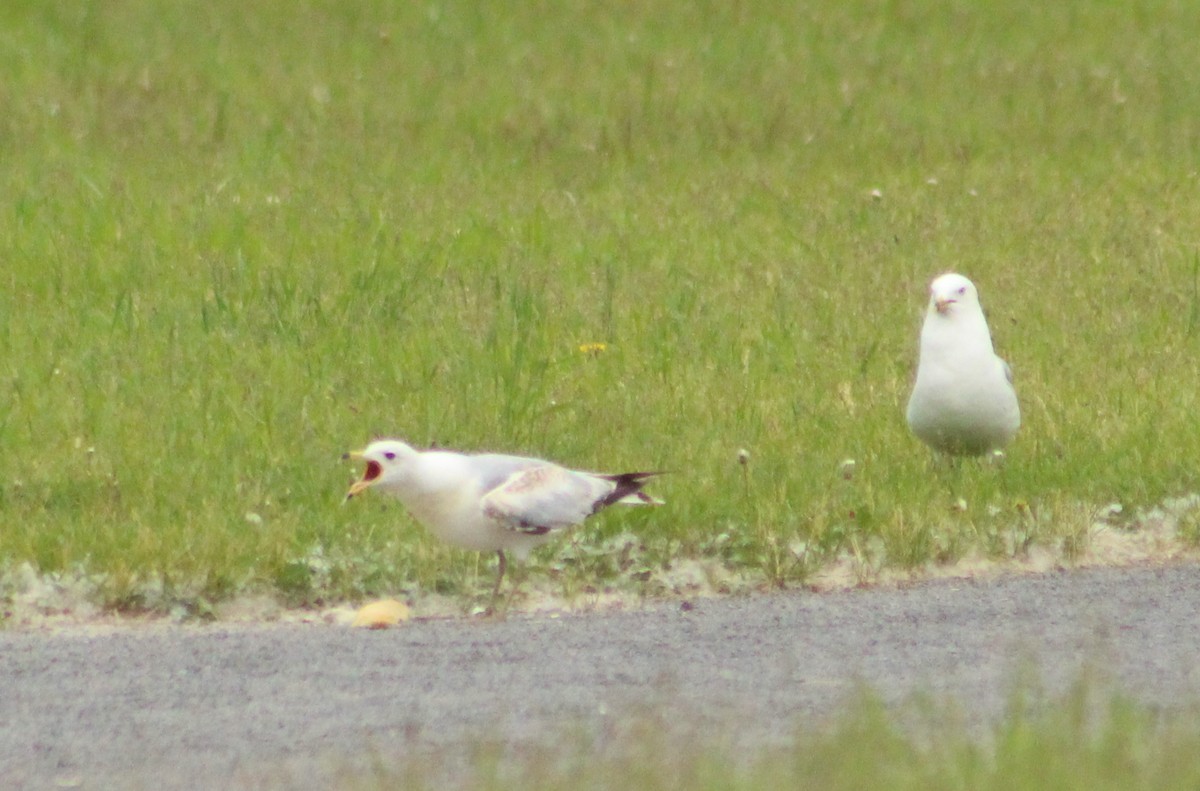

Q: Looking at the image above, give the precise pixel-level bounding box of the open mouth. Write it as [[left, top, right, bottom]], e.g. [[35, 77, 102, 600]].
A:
[[346, 458, 383, 500]]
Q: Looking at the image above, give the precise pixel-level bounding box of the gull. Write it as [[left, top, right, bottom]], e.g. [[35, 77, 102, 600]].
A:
[[906, 273, 1020, 456], [344, 439, 661, 605]]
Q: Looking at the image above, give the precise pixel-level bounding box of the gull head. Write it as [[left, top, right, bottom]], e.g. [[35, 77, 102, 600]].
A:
[[344, 439, 419, 500], [927, 272, 981, 317]]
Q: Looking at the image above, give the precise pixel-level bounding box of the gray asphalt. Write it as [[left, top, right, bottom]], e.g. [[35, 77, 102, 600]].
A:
[[3, 564, 1199, 789]]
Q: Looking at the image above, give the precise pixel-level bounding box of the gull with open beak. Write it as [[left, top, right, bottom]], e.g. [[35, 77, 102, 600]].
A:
[[906, 272, 1020, 456], [344, 439, 662, 608]]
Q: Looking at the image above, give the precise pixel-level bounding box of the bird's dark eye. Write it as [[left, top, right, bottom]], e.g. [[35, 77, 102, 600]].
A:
[[956, 286, 966, 295], [384, 451, 396, 461]]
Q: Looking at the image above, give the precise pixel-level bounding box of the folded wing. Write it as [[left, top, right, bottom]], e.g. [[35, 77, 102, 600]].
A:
[[481, 466, 659, 534]]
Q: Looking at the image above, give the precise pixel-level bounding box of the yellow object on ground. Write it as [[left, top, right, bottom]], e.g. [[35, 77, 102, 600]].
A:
[[351, 599, 411, 629]]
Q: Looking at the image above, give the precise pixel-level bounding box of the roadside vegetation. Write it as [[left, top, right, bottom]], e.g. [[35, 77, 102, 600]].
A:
[[345, 675, 1200, 790]]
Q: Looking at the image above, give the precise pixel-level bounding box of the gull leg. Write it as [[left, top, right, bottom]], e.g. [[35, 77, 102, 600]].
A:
[[488, 550, 507, 611]]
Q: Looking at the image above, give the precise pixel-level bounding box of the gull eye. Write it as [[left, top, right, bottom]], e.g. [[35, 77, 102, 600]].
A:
[[956, 286, 966, 295], [384, 451, 396, 461]]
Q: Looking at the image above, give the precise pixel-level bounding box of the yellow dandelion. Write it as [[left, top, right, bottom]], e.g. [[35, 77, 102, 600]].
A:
[[577, 342, 608, 356]]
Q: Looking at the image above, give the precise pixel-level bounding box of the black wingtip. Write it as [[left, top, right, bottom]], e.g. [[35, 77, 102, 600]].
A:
[[594, 471, 664, 511]]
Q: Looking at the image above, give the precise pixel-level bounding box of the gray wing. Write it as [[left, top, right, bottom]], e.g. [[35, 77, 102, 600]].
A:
[[480, 465, 614, 535], [1002, 358, 1014, 385], [471, 453, 546, 492]]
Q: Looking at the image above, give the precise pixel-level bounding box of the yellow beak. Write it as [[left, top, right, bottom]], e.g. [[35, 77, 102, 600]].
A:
[[343, 449, 373, 500], [934, 297, 955, 314], [345, 478, 374, 500]]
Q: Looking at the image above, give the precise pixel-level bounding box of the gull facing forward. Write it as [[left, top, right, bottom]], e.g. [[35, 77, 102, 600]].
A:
[[906, 273, 1020, 456], [345, 439, 661, 604]]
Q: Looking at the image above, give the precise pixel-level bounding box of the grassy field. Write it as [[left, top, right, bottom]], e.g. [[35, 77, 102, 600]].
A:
[[2, 0, 1200, 613]]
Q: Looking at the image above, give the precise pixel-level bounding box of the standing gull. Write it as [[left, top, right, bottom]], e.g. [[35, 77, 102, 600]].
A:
[[906, 273, 1020, 456], [345, 439, 661, 604]]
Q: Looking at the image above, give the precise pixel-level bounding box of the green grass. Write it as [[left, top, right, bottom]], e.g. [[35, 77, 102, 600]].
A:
[[339, 675, 1200, 790], [3, 0, 1200, 611]]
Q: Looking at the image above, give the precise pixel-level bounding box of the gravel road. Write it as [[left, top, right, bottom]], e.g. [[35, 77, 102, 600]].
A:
[[3, 563, 1199, 789]]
